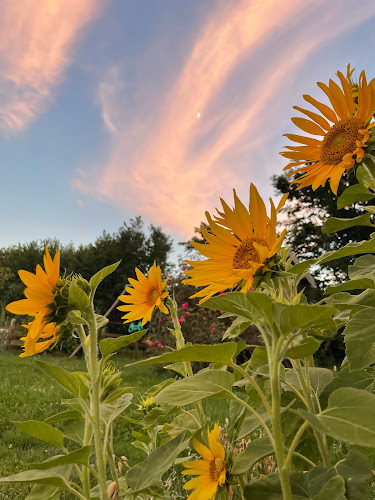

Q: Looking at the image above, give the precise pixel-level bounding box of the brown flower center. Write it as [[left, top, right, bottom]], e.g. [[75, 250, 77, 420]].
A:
[[321, 117, 365, 165], [209, 458, 225, 482], [233, 237, 267, 269]]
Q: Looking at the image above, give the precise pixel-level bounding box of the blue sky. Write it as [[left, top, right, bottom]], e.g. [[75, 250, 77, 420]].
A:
[[1, 0, 375, 261]]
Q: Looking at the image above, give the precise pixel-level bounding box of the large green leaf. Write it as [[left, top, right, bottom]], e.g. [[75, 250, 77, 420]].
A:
[[231, 437, 274, 475], [35, 360, 89, 399], [348, 254, 375, 281], [126, 432, 187, 492], [322, 213, 375, 234], [272, 302, 337, 337], [0, 466, 71, 488], [126, 343, 240, 367], [100, 393, 133, 425], [344, 308, 375, 370], [99, 329, 146, 358], [312, 476, 346, 500], [286, 337, 321, 359], [337, 183, 375, 209], [25, 484, 61, 500], [153, 370, 235, 405], [326, 278, 375, 294], [243, 471, 309, 499], [89, 261, 121, 294], [323, 366, 375, 394], [299, 388, 375, 447], [31, 446, 91, 469], [13, 421, 64, 449], [324, 289, 375, 314]]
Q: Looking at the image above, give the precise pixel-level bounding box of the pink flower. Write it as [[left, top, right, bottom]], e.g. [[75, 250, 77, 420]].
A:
[[186, 311, 190, 315], [219, 291, 225, 295], [182, 302, 188, 309], [210, 327, 215, 332], [157, 343, 163, 348], [168, 317, 171, 321], [158, 319, 163, 323], [203, 317, 207, 321], [182, 266, 187, 271]]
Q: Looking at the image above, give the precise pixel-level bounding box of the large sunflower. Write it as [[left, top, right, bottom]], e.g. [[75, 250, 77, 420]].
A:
[[118, 262, 169, 325], [281, 65, 375, 194], [182, 424, 226, 500], [182, 184, 287, 303], [6, 247, 61, 356]]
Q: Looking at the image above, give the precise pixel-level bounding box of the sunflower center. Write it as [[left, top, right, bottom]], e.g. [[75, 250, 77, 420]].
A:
[[321, 117, 365, 165], [233, 237, 267, 269], [146, 288, 159, 306], [209, 458, 225, 482]]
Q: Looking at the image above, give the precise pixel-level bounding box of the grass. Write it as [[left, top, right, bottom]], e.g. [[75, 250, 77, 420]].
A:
[[0, 351, 228, 499]]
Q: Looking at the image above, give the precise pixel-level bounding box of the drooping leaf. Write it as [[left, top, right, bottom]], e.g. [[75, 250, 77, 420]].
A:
[[231, 437, 274, 475], [126, 432, 188, 492], [99, 329, 146, 358], [344, 308, 375, 370], [35, 360, 89, 399], [89, 260, 121, 294], [153, 370, 235, 405], [31, 446, 91, 469], [13, 421, 64, 449], [126, 343, 241, 367], [299, 388, 375, 447]]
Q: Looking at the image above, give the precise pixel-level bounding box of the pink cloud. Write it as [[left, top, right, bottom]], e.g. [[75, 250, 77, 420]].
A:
[[0, 0, 101, 135], [74, 0, 375, 238]]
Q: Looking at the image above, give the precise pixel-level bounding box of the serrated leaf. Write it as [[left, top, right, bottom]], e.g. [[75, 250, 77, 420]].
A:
[[36, 360, 89, 399], [13, 420, 64, 449], [344, 308, 375, 370], [231, 437, 274, 474], [337, 183, 375, 209], [286, 337, 321, 359], [99, 329, 146, 358], [31, 446, 91, 469], [299, 387, 375, 447], [68, 282, 90, 310], [154, 370, 235, 405], [90, 261, 121, 294], [126, 343, 241, 367], [126, 432, 187, 492]]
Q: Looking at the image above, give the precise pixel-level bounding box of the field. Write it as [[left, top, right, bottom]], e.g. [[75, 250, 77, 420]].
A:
[[0, 351, 226, 499]]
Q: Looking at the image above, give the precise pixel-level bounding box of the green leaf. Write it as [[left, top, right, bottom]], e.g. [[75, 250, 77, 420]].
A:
[[238, 407, 270, 440], [223, 316, 251, 339], [243, 471, 309, 499], [324, 366, 375, 394], [163, 409, 201, 438], [312, 476, 346, 500], [35, 360, 89, 399], [286, 338, 321, 359], [322, 213, 375, 234], [101, 393, 133, 425], [249, 347, 268, 370], [231, 437, 273, 475], [0, 467, 71, 488], [13, 421, 64, 449], [324, 288, 375, 314], [95, 314, 108, 329], [348, 254, 375, 280], [153, 370, 235, 405], [126, 431, 188, 492], [26, 484, 61, 500], [326, 278, 375, 294], [68, 281, 90, 310], [67, 310, 87, 325], [99, 329, 146, 358], [126, 343, 240, 367], [272, 302, 337, 337], [308, 368, 334, 395], [299, 387, 375, 447], [90, 261, 121, 294], [344, 308, 375, 370], [44, 410, 82, 425], [337, 183, 375, 209], [31, 446, 91, 469]]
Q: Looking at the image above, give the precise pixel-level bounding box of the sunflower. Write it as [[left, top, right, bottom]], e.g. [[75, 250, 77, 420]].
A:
[[118, 262, 169, 325], [281, 65, 375, 194], [20, 322, 59, 358], [182, 424, 226, 500], [182, 184, 287, 303], [6, 247, 61, 356]]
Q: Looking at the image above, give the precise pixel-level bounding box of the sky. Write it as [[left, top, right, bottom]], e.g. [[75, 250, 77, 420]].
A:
[[1, 0, 375, 262]]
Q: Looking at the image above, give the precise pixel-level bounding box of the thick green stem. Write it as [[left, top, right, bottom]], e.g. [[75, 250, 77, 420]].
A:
[[86, 310, 108, 500], [284, 421, 309, 469], [270, 337, 292, 500]]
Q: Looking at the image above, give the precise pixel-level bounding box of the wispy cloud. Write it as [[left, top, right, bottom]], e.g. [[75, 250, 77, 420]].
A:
[[0, 0, 101, 135], [75, 0, 375, 237]]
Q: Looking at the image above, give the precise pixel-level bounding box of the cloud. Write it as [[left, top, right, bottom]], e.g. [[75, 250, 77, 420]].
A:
[[75, 0, 375, 238], [0, 0, 101, 135]]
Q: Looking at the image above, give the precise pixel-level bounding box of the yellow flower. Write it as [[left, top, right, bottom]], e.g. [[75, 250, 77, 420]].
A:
[[20, 322, 59, 358], [182, 424, 226, 500], [6, 247, 61, 356], [118, 262, 169, 325], [281, 65, 375, 194], [182, 184, 287, 303]]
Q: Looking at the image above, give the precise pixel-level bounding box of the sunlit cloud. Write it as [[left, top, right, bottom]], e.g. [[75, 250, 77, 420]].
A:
[[0, 0, 101, 135], [74, 0, 375, 238]]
